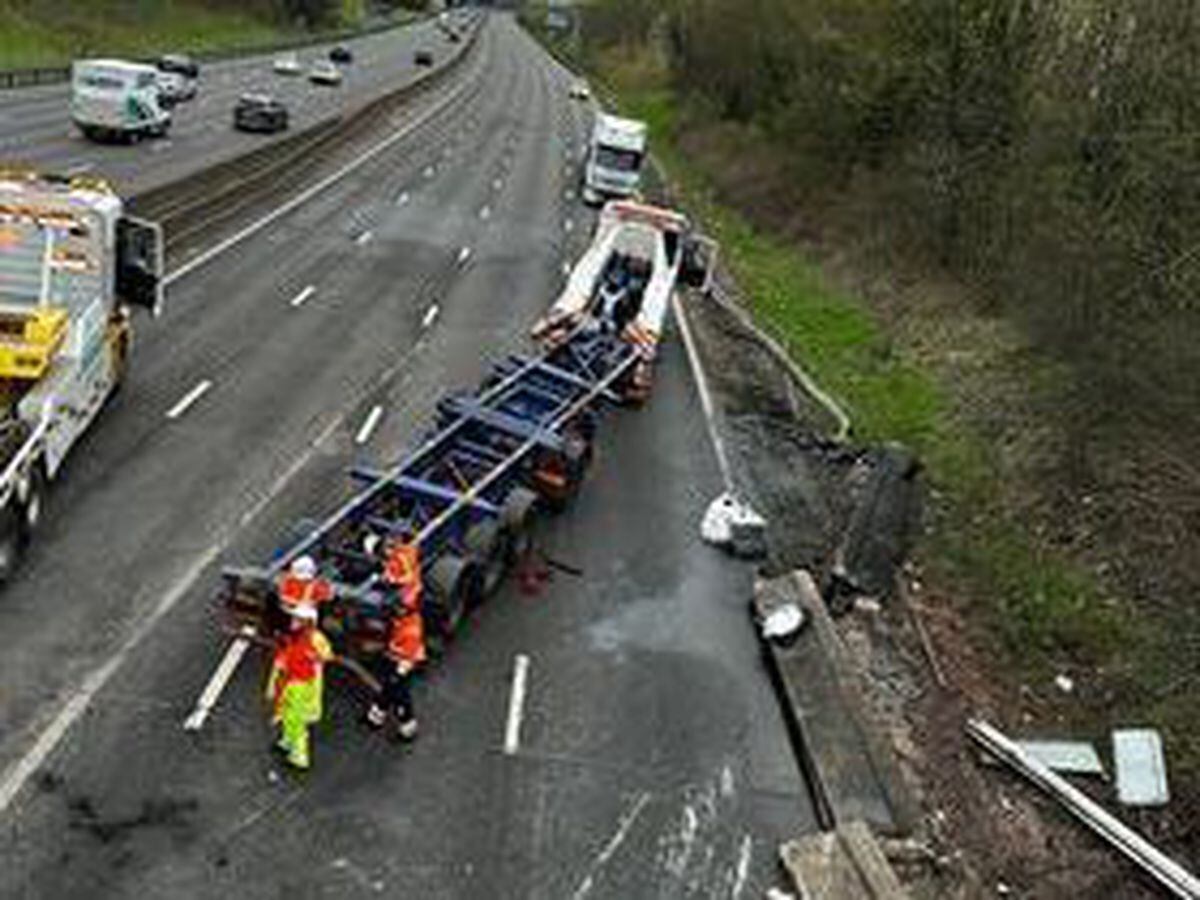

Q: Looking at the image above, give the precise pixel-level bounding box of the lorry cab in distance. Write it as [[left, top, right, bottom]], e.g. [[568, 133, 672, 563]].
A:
[[582, 113, 647, 206], [71, 59, 172, 142]]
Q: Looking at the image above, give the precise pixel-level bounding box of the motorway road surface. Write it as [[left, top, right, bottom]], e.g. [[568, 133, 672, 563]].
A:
[[0, 8, 477, 194], [0, 13, 816, 898]]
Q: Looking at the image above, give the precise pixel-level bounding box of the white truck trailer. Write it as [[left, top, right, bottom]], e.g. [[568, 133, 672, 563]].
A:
[[0, 168, 163, 578], [582, 113, 647, 205], [532, 199, 715, 401]]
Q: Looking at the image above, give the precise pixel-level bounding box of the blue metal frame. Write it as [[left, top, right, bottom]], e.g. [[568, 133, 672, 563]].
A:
[[220, 325, 639, 638]]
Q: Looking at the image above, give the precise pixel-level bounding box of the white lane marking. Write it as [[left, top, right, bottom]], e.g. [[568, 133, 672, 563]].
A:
[[0, 411, 344, 809], [289, 285, 316, 308], [731, 835, 753, 899], [354, 405, 384, 445], [492, 178, 502, 190], [163, 66, 476, 287], [479, 205, 491, 220], [422, 304, 439, 329], [564, 219, 574, 233], [564, 188, 575, 201], [63, 161, 93, 176], [457, 246, 472, 265], [424, 165, 435, 178], [671, 293, 733, 489], [561, 260, 571, 276], [182, 629, 253, 731], [503, 654, 530, 755], [396, 191, 409, 206], [165, 379, 213, 420], [356, 230, 374, 246], [570, 792, 652, 900]]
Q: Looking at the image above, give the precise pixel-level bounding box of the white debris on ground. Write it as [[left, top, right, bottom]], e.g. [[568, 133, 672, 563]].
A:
[[700, 491, 768, 558]]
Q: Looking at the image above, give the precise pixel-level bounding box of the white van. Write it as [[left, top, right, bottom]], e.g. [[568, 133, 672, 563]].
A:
[[582, 113, 647, 205], [71, 59, 172, 142]]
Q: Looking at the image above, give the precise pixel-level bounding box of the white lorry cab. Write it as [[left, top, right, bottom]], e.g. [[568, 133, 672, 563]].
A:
[[0, 168, 163, 578], [532, 200, 716, 401], [582, 113, 647, 205], [71, 59, 172, 142]]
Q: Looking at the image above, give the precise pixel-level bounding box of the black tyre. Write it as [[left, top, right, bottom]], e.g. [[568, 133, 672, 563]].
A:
[[499, 487, 539, 564], [425, 554, 481, 639], [0, 506, 23, 584], [18, 466, 45, 545], [463, 519, 508, 600]]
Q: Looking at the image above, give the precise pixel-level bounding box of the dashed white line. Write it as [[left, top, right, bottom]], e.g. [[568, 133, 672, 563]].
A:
[[356, 230, 374, 246], [503, 654, 530, 755], [289, 285, 316, 308], [182, 628, 253, 731], [165, 380, 213, 420], [564, 219, 574, 233], [424, 165, 436, 178], [492, 178, 503, 191], [479, 205, 491, 220], [457, 246, 472, 265], [422, 304, 439, 329], [354, 405, 384, 445]]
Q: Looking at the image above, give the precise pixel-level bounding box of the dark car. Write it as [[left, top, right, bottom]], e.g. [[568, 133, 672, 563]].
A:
[[233, 94, 289, 133], [414, 49, 434, 67], [329, 45, 353, 64], [157, 53, 199, 79]]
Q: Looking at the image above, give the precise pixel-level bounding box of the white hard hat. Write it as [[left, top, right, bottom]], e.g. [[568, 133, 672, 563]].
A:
[[290, 604, 319, 623], [290, 555, 317, 580]]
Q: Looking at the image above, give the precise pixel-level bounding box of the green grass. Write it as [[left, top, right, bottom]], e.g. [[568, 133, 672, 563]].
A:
[[577, 39, 1130, 674], [0, 0, 400, 69]]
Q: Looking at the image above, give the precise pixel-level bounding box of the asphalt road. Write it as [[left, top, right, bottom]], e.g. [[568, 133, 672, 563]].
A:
[[0, 8, 478, 194], [0, 13, 815, 898]]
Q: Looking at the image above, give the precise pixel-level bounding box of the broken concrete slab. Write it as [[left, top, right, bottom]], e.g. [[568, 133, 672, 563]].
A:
[[1016, 740, 1104, 776], [781, 820, 911, 899], [754, 570, 915, 834], [1113, 729, 1169, 807]]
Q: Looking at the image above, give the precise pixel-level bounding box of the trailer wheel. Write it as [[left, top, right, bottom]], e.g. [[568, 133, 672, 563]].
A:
[[500, 487, 539, 564], [425, 554, 481, 638], [531, 436, 589, 513], [0, 507, 23, 584], [19, 467, 45, 544], [464, 520, 508, 600]]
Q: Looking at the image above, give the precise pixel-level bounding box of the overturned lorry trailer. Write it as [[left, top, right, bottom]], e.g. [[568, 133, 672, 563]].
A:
[[214, 200, 713, 704]]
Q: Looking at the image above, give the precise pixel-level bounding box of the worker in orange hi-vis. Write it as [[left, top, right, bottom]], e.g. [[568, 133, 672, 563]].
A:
[[266, 603, 336, 771], [366, 532, 425, 740], [275, 555, 333, 617]]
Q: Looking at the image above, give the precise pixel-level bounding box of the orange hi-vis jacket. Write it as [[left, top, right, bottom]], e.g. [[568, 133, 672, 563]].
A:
[[384, 542, 422, 609], [387, 606, 427, 666], [276, 573, 334, 614], [270, 626, 333, 716]]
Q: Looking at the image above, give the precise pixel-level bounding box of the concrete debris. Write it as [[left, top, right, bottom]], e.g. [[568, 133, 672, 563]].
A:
[[967, 719, 1200, 899], [1014, 740, 1104, 776], [853, 597, 882, 615], [781, 820, 911, 899], [701, 491, 768, 559], [1113, 729, 1169, 807], [760, 603, 807, 643], [1054, 674, 1075, 694]]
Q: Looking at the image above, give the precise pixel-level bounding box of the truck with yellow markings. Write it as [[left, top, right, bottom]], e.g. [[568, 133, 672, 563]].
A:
[[0, 168, 162, 578]]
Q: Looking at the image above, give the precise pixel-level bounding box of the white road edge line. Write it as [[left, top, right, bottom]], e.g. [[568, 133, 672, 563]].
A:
[[182, 628, 254, 732], [503, 654, 530, 755], [165, 379, 213, 420], [422, 304, 439, 329], [163, 66, 477, 287], [570, 792, 652, 900], [0, 412, 344, 810], [289, 285, 316, 308], [671, 293, 733, 490], [354, 405, 384, 445]]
